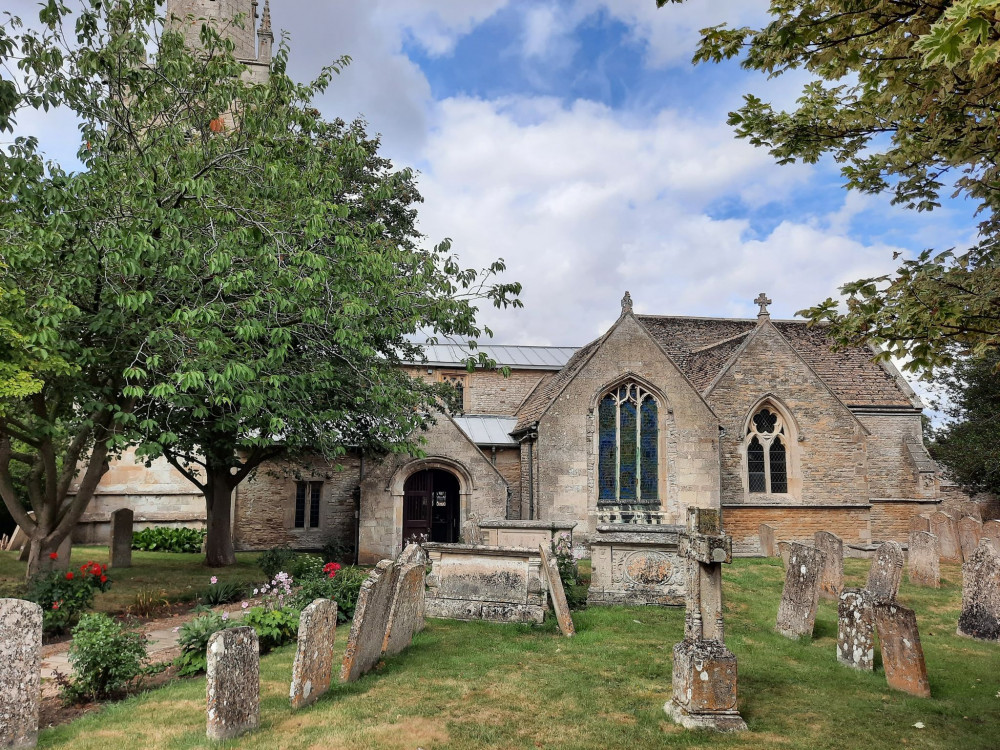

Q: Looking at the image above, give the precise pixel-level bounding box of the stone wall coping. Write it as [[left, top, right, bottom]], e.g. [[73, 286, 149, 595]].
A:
[[868, 498, 942, 505], [78, 512, 207, 523], [595, 524, 683, 534], [478, 520, 577, 530], [722, 503, 873, 510], [591, 533, 681, 547], [423, 542, 542, 558]]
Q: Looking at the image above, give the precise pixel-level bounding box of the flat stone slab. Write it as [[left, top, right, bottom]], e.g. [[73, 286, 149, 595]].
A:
[[908, 531, 940, 588], [290, 599, 337, 710], [341, 560, 399, 682], [957, 541, 1000, 641], [776, 543, 825, 639], [873, 602, 931, 698], [865, 541, 903, 602], [539, 544, 575, 637], [665, 639, 746, 732], [837, 589, 874, 671], [759, 523, 777, 557], [958, 517, 983, 562], [0, 599, 42, 749], [383, 561, 426, 657], [814, 531, 843, 600], [206, 627, 259, 741], [929, 511, 962, 563], [108, 507, 133, 569]]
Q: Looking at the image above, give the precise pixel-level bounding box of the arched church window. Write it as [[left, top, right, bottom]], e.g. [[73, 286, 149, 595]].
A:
[[598, 383, 658, 503], [744, 406, 789, 494]]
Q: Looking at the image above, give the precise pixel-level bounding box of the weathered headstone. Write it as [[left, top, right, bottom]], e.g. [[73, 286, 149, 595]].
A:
[[665, 508, 746, 732], [814, 531, 843, 600], [865, 541, 903, 602], [759, 524, 777, 557], [776, 543, 825, 639], [957, 541, 1000, 641], [539, 544, 575, 637], [907, 531, 940, 588], [108, 508, 134, 569], [289, 599, 338, 710], [836, 589, 874, 671], [0, 599, 42, 749], [777, 541, 792, 569], [206, 627, 259, 741], [397, 542, 428, 566], [908, 514, 930, 534], [929, 511, 962, 563], [873, 602, 931, 697], [382, 561, 427, 656], [340, 559, 399, 682], [6, 524, 26, 553], [461, 520, 483, 546], [960, 500, 983, 522], [983, 519, 1000, 549], [958, 516, 983, 562]]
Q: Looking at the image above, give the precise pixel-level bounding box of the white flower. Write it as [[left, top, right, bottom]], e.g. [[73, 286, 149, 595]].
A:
[[221, 611, 229, 621], [241, 601, 249, 609], [913, 722, 925, 729], [253, 588, 259, 596]]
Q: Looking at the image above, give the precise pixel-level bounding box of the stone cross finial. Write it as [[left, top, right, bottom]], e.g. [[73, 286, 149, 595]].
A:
[[755, 292, 772, 319], [260, 0, 272, 33], [621, 291, 633, 315]]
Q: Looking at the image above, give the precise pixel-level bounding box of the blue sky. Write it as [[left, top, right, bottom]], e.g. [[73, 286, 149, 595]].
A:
[[5, 0, 978, 359]]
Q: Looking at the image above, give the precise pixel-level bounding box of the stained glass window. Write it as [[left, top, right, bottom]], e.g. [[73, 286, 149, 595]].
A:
[[745, 405, 792, 494], [597, 382, 659, 503], [294, 482, 306, 528]]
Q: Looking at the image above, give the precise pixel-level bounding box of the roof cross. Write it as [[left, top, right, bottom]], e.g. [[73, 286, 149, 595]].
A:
[[754, 292, 772, 319], [621, 291, 633, 315]]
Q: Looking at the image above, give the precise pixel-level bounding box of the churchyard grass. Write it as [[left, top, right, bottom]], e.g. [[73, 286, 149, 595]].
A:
[[0, 546, 262, 616], [33, 556, 998, 749]]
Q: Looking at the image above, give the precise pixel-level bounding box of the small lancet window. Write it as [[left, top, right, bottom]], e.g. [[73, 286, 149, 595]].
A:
[[598, 382, 659, 503], [745, 406, 789, 494]]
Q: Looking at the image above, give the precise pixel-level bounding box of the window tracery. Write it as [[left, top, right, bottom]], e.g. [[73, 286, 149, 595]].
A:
[[598, 382, 658, 503], [745, 406, 789, 494]]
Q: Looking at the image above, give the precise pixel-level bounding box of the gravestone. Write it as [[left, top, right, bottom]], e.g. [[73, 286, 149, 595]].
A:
[[836, 589, 874, 671], [759, 524, 777, 557], [397, 542, 428, 566], [983, 520, 1000, 550], [341, 559, 399, 682], [908, 514, 930, 534], [873, 602, 931, 698], [957, 541, 1000, 641], [289, 599, 338, 710], [929, 511, 962, 563], [461, 520, 483, 546], [206, 627, 260, 741], [0, 599, 42, 749], [960, 501, 983, 522], [958, 516, 983, 562], [814, 531, 843, 600], [6, 523, 27, 554], [865, 541, 903, 602], [907, 531, 940, 588], [108, 508, 134, 569], [539, 544, 575, 637], [775, 543, 825, 639], [665, 508, 746, 732], [382, 561, 427, 656], [778, 541, 792, 569]]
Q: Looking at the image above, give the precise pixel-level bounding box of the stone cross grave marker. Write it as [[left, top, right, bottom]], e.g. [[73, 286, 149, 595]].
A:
[[665, 507, 746, 732], [539, 544, 575, 637], [865, 541, 903, 602], [108, 508, 134, 569], [957, 541, 1000, 641], [836, 589, 874, 671], [0, 599, 42, 749], [289, 599, 338, 710], [383, 561, 427, 656], [814, 531, 843, 600], [341, 559, 399, 682], [759, 524, 777, 557], [907, 531, 940, 588], [873, 602, 931, 698], [958, 517, 983, 562], [908, 514, 930, 534], [929, 511, 962, 563], [206, 626, 260, 741], [776, 543, 825, 639]]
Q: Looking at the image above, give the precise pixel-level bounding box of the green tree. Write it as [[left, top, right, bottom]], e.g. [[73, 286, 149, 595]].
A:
[[0, 0, 520, 574], [929, 351, 1000, 497], [659, 0, 1000, 373]]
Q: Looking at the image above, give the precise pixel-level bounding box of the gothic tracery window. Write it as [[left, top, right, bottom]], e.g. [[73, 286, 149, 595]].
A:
[[598, 383, 658, 503], [745, 406, 789, 494]]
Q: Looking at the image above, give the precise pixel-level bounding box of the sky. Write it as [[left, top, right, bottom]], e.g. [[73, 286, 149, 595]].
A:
[[4, 0, 979, 356]]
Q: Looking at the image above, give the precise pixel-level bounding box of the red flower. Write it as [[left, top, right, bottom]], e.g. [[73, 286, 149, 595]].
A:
[[100, 575, 107, 583], [65, 572, 74, 580], [323, 561, 342, 579], [52, 601, 60, 610], [49, 552, 58, 560]]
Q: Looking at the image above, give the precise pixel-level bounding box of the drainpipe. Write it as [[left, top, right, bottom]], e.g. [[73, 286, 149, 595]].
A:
[[527, 439, 534, 521], [354, 453, 364, 566]]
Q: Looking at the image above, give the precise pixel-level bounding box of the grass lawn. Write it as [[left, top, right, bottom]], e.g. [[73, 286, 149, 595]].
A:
[[35, 556, 999, 749], [0, 546, 263, 616]]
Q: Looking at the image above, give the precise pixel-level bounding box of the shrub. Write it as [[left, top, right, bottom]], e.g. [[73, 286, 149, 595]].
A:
[[551, 534, 585, 609], [131, 526, 205, 553], [27, 561, 113, 634], [257, 545, 298, 579], [241, 606, 300, 653], [201, 577, 244, 606], [65, 614, 148, 701], [291, 565, 367, 623], [174, 611, 234, 676], [127, 588, 169, 618], [289, 553, 325, 581], [320, 536, 353, 564]]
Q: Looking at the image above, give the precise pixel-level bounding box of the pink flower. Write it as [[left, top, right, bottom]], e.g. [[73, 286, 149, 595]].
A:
[[210, 576, 218, 585], [172, 626, 180, 633], [221, 611, 229, 621], [241, 601, 249, 609]]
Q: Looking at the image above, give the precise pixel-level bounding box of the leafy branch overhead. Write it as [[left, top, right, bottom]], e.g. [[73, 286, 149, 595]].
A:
[[660, 0, 1000, 373]]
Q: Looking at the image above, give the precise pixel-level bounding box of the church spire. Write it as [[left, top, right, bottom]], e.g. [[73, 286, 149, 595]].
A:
[[257, 0, 273, 63]]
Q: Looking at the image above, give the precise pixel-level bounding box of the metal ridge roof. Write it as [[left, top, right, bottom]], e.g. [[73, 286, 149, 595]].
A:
[[407, 344, 579, 370], [452, 415, 519, 447]]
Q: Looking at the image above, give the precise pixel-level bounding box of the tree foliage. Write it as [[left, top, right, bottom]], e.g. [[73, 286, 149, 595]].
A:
[[0, 0, 520, 572], [659, 0, 1000, 373]]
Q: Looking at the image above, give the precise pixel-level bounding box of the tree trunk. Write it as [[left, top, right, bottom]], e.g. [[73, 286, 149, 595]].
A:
[[204, 473, 237, 567]]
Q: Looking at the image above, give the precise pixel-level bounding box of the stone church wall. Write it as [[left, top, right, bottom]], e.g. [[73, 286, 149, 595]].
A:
[[403, 366, 553, 416], [856, 412, 931, 500], [724, 505, 871, 555]]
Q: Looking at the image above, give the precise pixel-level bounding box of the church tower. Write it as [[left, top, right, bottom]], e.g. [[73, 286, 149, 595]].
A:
[[165, 0, 271, 82]]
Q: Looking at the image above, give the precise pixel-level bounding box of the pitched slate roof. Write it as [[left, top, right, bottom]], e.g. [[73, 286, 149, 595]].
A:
[[513, 339, 602, 432]]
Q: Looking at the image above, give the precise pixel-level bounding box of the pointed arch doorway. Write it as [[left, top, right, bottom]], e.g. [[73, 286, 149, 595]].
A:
[[403, 469, 460, 544]]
